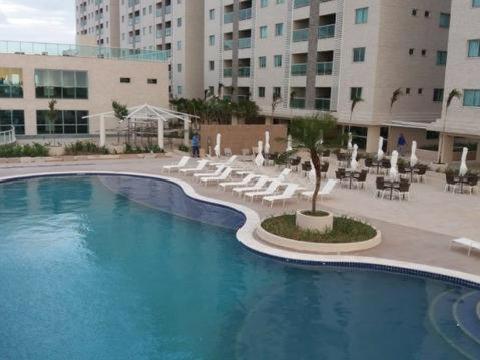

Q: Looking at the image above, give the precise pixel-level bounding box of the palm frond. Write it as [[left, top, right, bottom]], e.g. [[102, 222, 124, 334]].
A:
[[446, 89, 462, 108], [390, 88, 403, 111], [351, 96, 364, 114]]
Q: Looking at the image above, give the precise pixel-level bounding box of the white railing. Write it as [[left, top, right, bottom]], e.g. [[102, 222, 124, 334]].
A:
[[0, 126, 16, 145]]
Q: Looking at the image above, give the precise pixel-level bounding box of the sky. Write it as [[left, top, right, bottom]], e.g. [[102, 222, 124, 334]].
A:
[[0, 0, 75, 44]]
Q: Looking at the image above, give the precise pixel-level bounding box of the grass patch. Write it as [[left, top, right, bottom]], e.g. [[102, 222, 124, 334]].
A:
[[0, 143, 49, 157], [262, 215, 376, 244]]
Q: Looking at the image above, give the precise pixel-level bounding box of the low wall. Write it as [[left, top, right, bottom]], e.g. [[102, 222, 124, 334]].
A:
[[200, 124, 288, 155]]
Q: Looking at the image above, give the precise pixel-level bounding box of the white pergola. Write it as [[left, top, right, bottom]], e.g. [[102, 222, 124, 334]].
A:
[[83, 103, 198, 148]]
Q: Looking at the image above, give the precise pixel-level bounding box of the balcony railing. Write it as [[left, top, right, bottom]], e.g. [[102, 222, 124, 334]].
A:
[[128, 17, 141, 26], [238, 37, 251, 49], [95, 0, 103, 5], [224, 39, 233, 50], [318, 24, 335, 39], [291, 63, 307, 76], [223, 68, 233, 77], [224, 12, 234, 24], [292, 28, 309, 42], [0, 85, 23, 98], [165, 5, 171, 14], [156, 8, 162, 17], [239, 8, 252, 21], [128, 35, 141, 44], [315, 98, 331, 110], [294, 0, 310, 8], [128, 0, 140, 7], [96, 28, 104, 36], [80, 19, 87, 26], [238, 66, 251, 77], [0, 126, 16, 146], [317, 61, 333, 75], [290, 97, 306, 109]]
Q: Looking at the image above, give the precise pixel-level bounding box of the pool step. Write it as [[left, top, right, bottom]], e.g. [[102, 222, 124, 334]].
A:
[[429, 290, 480, 359]]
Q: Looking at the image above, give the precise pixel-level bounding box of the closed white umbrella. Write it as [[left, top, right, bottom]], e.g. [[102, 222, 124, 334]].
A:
[[389, 150, 399, 179], [377, 137, 384, 161], [350, 144, 359, 171], [459, 147, 468, 176], [214, 133, 221, 158], [347, 132, 353, 151], [264, 131, 271, 154], [255, 140, 265, 167], [286, 135, 293, 152], [410, 141, 418, 168]]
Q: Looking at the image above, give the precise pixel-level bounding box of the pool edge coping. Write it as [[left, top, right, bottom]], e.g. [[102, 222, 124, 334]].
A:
[[1, 170, 479, 289]]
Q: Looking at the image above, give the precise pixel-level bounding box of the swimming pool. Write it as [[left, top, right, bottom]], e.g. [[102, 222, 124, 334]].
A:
[[0, 174, 479, 359]]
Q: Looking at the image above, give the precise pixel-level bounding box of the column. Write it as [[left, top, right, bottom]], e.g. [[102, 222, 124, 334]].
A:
[[183, 117, 189, 146], [365, 126, 381, 153], [99, 114, 106, 147], [157, 118, 164, 149]]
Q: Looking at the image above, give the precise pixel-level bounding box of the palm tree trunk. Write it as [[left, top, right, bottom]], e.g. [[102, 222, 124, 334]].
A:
[[310, 149, 322, 213], [438, 109, 448, 164]]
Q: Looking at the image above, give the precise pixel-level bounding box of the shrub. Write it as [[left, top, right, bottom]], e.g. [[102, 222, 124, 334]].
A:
[[178, 144, 190, 152], [64, 141, 109, 155], [125, 143, 164, 154], [0, 143, 49, 158]]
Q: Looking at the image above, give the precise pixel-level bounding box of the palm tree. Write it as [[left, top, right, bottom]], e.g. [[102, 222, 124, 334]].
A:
[[288, 114, 338, 213], [233, 99, 259, 123], [390, 88, 403, 112], [438, 89, 462, 163], [349, 96, 364, 131]]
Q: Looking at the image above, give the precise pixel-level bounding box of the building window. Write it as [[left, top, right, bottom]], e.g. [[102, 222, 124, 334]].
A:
[[147, 78, 157, 84], [35, 69, 88, 99], [424, 10, 430, 18], [436, 51, 447, 65], [177, 41, 182, 50], [177, 86, 183, 95], [463, 89, 480, 107], [274, 55, 282, 67], [433, 88, 444, 102], [406, 88, 411, 95], [273, 87, 281, 98], [120, 77, 131, 83], [474, 0, 480, 8], [411, 8, 417, 16], [468, 40, 480, 57], [258, 87, 265, 97], [426, 131, 439, 140], [421, 49, 427, 56], [177, 64, 182, 72], [177, 18, 182, 27], [36, 110, 89, 134], [418, 88, 423, 95], [439, 13, 450, 28], [0, 110, 25, 134], [209, 35, 215, 46], [350, 87, 362, 100], [260, 26, 268, 39], [259, 56, 267, 68], [0, 67, 23, 98], [261, 0, 268, 7], [355, 7, 368, 24], [353, 47, 366, 62], [275, 23, 283, 36], [209, 9, 215, 20], [209, 61, 215, 71], [409, 48, 414, 55]]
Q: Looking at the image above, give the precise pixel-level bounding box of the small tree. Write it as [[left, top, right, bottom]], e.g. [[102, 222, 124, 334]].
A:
[[390, 88, 403, 112], [288, 114, 338, 213], [112, 100, 128, 122], [438, 89, 462, 163], [46, 99, 58, 145]]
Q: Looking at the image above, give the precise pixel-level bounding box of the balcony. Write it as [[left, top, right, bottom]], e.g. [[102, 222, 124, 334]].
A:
[[128, 0, 140, 6], [156, 8, 162, 17], [239, 8, 252, 21], [128, 17, 141, 26], [224, 12, 234, 24], [291, 97, 306, 109], [128, 35, 141, 44], [95, 13, 104, 21], [292, 28, 308, 42], [223, 68, 233, 77], [238, 67, 251, 77], [238, 37, 251, 49], [80, 19, 87, 27], [165, 5, 171, 14], [318, 24, 335, 39], [316, 62, 333, 75], [224, 39, 233, 51], [96, 28, 104, 36], [95, 0, 103, 5], [294, 0, 310, 8], [291, 63, 307, 76], [315, 98, 330, 110]]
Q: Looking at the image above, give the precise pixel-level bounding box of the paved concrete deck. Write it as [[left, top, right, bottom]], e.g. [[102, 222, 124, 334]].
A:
[[0, 155, 478, 277]]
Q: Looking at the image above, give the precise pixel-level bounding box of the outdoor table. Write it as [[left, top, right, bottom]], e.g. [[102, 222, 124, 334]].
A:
[[405, 167, 416, 182], [454, 176, 469, 193], [383, 181, 400, 200], [344, 170, 360, 189]]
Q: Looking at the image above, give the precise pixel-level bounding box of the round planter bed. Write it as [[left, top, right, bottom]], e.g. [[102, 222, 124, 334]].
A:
[[296, 210, 333, 232], [257, 215, 382, 254]]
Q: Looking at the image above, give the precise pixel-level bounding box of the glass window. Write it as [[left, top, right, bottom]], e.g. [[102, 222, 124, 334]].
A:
[[258, 87, 265, 97], [36, 110, 89, 134], [350, 87, 363, 100], [35, 69, 88, 99], [275, 23, 283, 36], [474, 0, 480, 8], [259, 56, 267, 68], [209, 35, 215, 46], [436, 51, 447, 65], [355, 7, 368, 24], [0, 110, 25, 134], [433, 88, 444, 102], [468, 40, 480, 57], [353, 47, 366, 62], [0, 67, 23, 98], [273, 87, 281, 98], [274, 55, 282, 67], [463, 89, 480, 107], [439, 13, 450, 28], [209, 9, 215, 20], [261, 0, 268, 7], [260, 26, 268, 39], [62, 71, 75, 99]]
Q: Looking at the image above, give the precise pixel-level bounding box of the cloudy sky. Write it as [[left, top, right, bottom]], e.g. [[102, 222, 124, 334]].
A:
[[0, 0, 75, 44]]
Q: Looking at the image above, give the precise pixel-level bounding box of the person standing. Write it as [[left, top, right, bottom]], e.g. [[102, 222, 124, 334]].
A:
[[397, 133, 407, 155], [191, 133, 200, 158]]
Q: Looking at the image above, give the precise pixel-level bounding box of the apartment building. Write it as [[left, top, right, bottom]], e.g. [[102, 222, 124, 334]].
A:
[[204, 0, 451, 152], [432, 0, 480, 163], [76, 0, 121, 47], [111, 0, 204, 99], [0, 41, 168, 141]]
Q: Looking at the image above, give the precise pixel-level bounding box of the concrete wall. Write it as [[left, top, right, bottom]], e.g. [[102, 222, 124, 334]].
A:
[[200, 124, 288, 155], [0, 53, 169, 136]]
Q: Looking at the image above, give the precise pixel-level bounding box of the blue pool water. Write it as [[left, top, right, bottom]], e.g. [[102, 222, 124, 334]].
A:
[[0, 175, 479, 360]]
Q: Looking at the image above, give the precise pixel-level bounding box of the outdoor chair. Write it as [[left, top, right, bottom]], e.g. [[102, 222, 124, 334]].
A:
[[466, 174, 479, 195], [444, 173, 457, 192], [179, 159, 210, 175], [375, 176, 386, 198], [200, 167, 234, 186], [241, 148, 251, 156], [162, 156, 190, 173], [414, 165, 427, 183], [301, 179, 338, 201], [364, 158, 374, 173], [262, 183, 299, 208], [393, 181, 411, 201], [302, 161, 312, 176], [219, 173, 259, 192], [336, 153, 347, 168], [224, 148, 233, 157], [232, 176, 269, 197], [321, 162, 330, 178], [244, 180, 283, 202], [352, 170, 368, 190], [289, 157, 301, 172], [381, 159, 391, 174], [193, 164, 226, 181], [322, 149, 331, 158]]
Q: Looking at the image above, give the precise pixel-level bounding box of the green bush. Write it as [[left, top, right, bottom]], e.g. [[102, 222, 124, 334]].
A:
[[178, 144, 190, 152], [64, 141, 109, 155], [125, 143, 164, 154], [0, 143, 49, 158]]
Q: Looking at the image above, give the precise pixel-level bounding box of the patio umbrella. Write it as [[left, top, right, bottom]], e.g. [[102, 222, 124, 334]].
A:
[[286, 135, 293, 152], [410, 141, 418, 168], [265, 131, 271, 154], [389, 150, 399, 179], [350, 144, 359, 171], [214, 133, 221, 158], [377, 137, 384, 161], [255, 140, 265, 167], [347, 132, 353, 151], [459, 147, 469, 177]]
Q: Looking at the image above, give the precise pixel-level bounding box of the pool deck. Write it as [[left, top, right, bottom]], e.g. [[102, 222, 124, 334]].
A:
[[0, 155, 479, 279]]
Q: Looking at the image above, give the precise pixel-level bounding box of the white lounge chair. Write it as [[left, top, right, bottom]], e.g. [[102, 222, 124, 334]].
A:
[[275, 168, 292, 181], [233, 176, 269, 197], [262, 183, 299, 208], [179, 159, 210, 175], [193, 164, 226, 181], [209, 155, 238, 168], [218, 173, 260, 192], [450, 238, 480, 256], [244, 180, 283, 202], [301, 179, 338, 201], [162, 156, 190, 173], [200, 167, 234, 185]]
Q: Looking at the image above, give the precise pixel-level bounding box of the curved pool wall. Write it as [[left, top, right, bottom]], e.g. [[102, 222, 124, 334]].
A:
[[0, 171, 479, 290]]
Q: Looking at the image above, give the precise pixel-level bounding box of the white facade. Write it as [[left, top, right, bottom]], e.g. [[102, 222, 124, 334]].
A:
[[76, 0, 120, 47]]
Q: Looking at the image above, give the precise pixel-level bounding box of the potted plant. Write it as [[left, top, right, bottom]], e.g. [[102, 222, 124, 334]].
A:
[[287, 114, 340, 232]]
